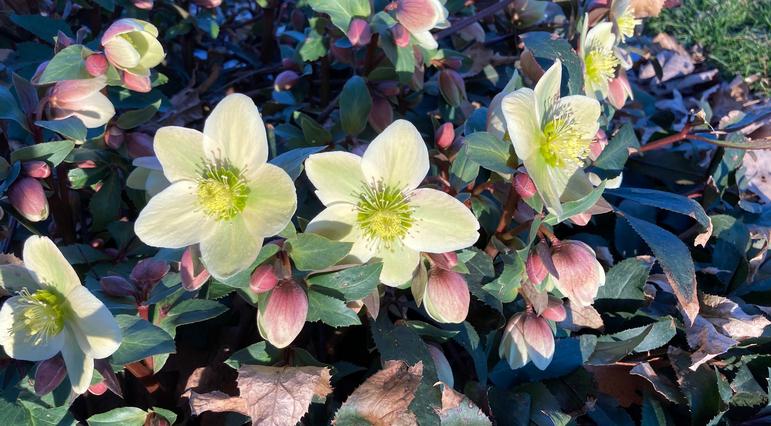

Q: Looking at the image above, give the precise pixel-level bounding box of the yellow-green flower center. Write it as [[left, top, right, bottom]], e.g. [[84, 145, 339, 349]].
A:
[[617, 7, 637, 40], [584, 48, 620, 89], [197, 164, 250, 221], [13, 288, 68, 345], [539, 114, 590, 168], [356, 183, 414, 244]]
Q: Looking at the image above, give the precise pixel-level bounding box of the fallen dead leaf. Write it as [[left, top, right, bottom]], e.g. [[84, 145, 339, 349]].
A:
[[559, 301, 604, 331], [437, 385, 491, 425], [629, 362, 685, 404]]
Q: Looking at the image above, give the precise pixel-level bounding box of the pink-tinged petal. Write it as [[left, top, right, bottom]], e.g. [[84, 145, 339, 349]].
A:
[[22, 161, 51, 179], [122, 71, 152, 93], [541, 297, 567, 322], [498, 313, 529, 369], [551, 240, 605, 307], [427, 343, 454, 387], [514, 172, 537, 199], [99, 276, 138, 299], [257, 280, 308, 348], [51, 77, 107, 103], [427, 252, 458, 271], [130, 0, 154, 10], [396, 0, 440, 32], [85, 54, 108, 77], [8, 177, 49, 222], [101, 18, 146, 44], [607, 68, 633, 109], [104, 38, 141, 69], [250, 264, 278, 294], [523, 314, 554, 370], [423, 269, 470, 324], [435, 123, 455, 150], [525, 250, 548, 285], [180, 245, 210, 291], [347, 18, 372, 47], [391, 24, 411, 48]]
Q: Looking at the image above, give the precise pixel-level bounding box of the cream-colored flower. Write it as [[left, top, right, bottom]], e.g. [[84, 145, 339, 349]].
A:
[[0, 236, 122, 394], [134, 94, 297, 280], [304, 120, 480, 286], [610, 0, 641, 42], [501, 60, 600, 214], [580, 20, 620, 99]]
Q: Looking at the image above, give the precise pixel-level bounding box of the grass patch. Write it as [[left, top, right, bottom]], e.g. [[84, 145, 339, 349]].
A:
[[647, 0, 770, 94]]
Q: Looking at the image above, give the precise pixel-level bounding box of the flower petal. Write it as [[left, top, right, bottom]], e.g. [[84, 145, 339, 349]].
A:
[[104, 37, 141, 69], [126, 31, 164, 69], [305, 151, 365, 205], [555, 95, 601, 140], [101, 18, 146, 43], [534, 59, 563, 124], [501, 88, 540, 160], [60, 334, 93, 394], [0, 264, 40, 292], [361, 119, 429, 192], [403, 189, 479, 253], [242, 164, 297, 238], [200, 218, 263, 280], [23, 236, 81, 295], [524, 154, 575, 215], [586, 22, 616, 53], [66, 286, 122, 359], [305, 204, 375, 263], [0, 296, 65, 361], [523, 315, 555, 370], [410, 30, 438, 50], [203, 94, 268, 173], [55, 91, 115, 129], [135, 181, 213, 249], [154, 126, 207, 182], [373, 241, 420, 287]]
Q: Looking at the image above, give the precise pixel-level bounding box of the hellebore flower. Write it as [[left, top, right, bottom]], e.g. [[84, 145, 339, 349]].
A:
[[0, 236, 122, 394], [548, 240, 605, 307], [180, 245, 210, 291], [580, 20, 620, 99], [8, 177, 49, 222], [487, 71, 524, 141], [606, 68, 634, 109], [498, 311, 555, 370], [412, 254, 470, 324], [126, 156, 170, 199], [49, 76, 115, 129], [393, 0, 449, 49], [257, 279, 308, 348], [101, 18, 165, 93], [501, 60, 600, 214], [610, 0, 641, 41], [347, 18, 372, 47], [134, 94, 297, 280], [304, 120, 480, 286]]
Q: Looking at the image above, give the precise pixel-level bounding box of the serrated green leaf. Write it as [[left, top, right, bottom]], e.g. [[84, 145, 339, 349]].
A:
[[308, 0, 371, 34], [595, 257, 650, 301], [87, 407, 147, 426], [607, 187, 710, 231], [115, 100, 161, 130], [38, 45, 90, 84], [11, 140, 74, 166], [307, 263, 382, 301], [158, 299, 227, 337], [306, 290, 361, 326], [286, 233, 352, 271], [110, 315, 175, 365], [521, 32, 584, 95]]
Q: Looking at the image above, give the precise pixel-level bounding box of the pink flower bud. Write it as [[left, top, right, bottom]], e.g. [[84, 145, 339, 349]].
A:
[[522, 313, 555, 369], [122, 71, 152, 93], [274, 70, 300, 91], [78, 160, 98, 169], [130, 258, 169, 292], [540, 297, 567, 322], [395, 0, 443, 33], [281, 58, 299, 71], [427, 251, 458, 271], [435, 123, 455, 150], [130, 0, 154, 9], [589, 129, 608, 160], [513, 172, 537, 199], [104, 126, 125, 150], [49, 77, 115, 129], [88, 381, 109, 395], [423, 269, 469, 323], [126, 132, 154, 158], [8, 177, 49, 222], [391, 24, 411, 48], [438, 69, 466, 107], [100, 275, 139, 299], [525, 251, 548, 285], [375, 81, 401, 97], [21, 161, 51, 179], [85, 54, 109, 77], [181, 245, 210, 291], [368, 96, 394, 133], [607, 68, 633, 110], [257, 280, 308, 348], [34, 356, 67, 396], [347, 18, 372, 47], [427, 343, 454, 387], [192, 0, 222, 8], [550, 240, 605, 307], [499, 312, 528, 369], [250, 264, 279, 294]]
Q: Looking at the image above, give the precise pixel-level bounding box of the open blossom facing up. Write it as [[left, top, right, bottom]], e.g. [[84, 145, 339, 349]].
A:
[[501, 60, 600, 214], [393, 0, 449, 49], [49, 76, 115, 128], [134, 94, 297, 280], [580, 21, 620, 99], [610, 0, 641, 41], [101, 18, 165, 93], [0, 237, 122, 394], [304, 120, 480, 286]]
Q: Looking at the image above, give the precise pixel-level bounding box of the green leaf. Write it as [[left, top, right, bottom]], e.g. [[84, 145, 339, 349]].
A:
[[10, 140, 74, 166], [37, 45, 90, 84], [340, 76, 372, 136], [225, 341, 281, 369], [35, 117, 87, 142], [89, 174, 122, 231], [286, 233, 352, 271], [306, 289, 361, 326], [464, 132, 516, 175], [482, 251, 524, 303], [449, 142, 480, 190], [588, 324, 653, 365], [294, 111, 331, 146], [595, 257, 650, 301], [308, 0, 371, 33], [115, 100, 161, 130], [593, 123, 639, 176], [87, 407, 148, 426], [10, 14, 73, 44], [602, 316, 676, 353], [298, 18, 327, 62], [0, 86, 29, 131], [307, 263, 382, 301], [606, 187, 711, 231], [544, 181, 606, 225], [620, 213, 699, 324], [438, 387, 492, 425], [111, 315, 175, 365], [404, 320, 459, 342], [521, 32, 584, 95], [158, 299, 227, 337], [270, 146, 324, 180]]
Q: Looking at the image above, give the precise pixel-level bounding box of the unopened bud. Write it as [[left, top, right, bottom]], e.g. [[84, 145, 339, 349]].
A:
[[21, 161, 51, 179], [257, 280, 308, 348], [180, 245, 210, 291], [121, 71, 152, 93], [104, 126, 125, 150], [347, 18, 372, 47], [550, 240, 605, 307], [525, 250, 548, 285], [540, 296, 567, 322], [368, 96, 393, 133], [438, 69, 466, 107], [126, 132, 154, 158], [34, 356, 67, 396], [427, 251, 458, 270], [435, 123, 455, 150], [423, 269, 469, 323], [85, 54, 108, 77], [391, 23, 410, 48], [274, 70, 300, 91], [99, 275, 138, 299], [250, 264, 278, 294], [513, 172, 537, 199], [130, 258, 169, 292], [8, 177, 49, 222]]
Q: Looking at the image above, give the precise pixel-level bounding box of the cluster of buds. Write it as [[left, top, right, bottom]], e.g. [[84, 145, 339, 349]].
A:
[[499, 298, 566, 370], [8, 160, 55, 222], [412, 252, 470, 324], [99, 258, 170, 304], [526, 239, 605, 307], [101, 19, 165, 93]]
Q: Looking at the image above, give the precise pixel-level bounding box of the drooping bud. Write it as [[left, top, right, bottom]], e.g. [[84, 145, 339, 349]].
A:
[[423, 269, 470, 324], [85, 54, 109, 77], [257, 280, 308, 348], [49, 77, 115, 128], [104, 126, 125, 150], [498, 312, 528, 369], [368, 96, 393, 133], [435, 123, 455, 150], [21, 161, 51, 179], [100, 275, 139, 299], [427, 343, 454, 387], [8, 177, 49, 222], [126, 132, 154, 158], [540, 296, 567, 322], [130, 258, 169, 294], [607, 68, 633, 110], [88, 381, 109, 395], [525, 250, 548, 285], [438, 69, 466, 107], [347, 18, 372, 47], [274, 70, 300, 91], [513, 172, 537, 199], [34, 356, 67, 396], [121, 71, 152, 93], [180, 245, 210, 291], [250, 264, 279, 294], [522, 313, 555, 370], [550, 240, 605, 307], [427, 251, 458, 271], [391, 23, 411, 48]]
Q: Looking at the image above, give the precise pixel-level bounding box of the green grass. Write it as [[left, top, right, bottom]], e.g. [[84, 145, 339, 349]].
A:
[[647, 0, 770, 95]]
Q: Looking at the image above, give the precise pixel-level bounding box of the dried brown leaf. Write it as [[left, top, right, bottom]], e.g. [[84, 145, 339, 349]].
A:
[[188, 390, 249, 417], [559, 301, 604, 331], [437, 385, 491, 425], [631, 0, 666, 18], [629, 362, 685, 404]]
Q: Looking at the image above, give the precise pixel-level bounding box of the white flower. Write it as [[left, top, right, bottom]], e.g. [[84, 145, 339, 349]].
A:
[[501, 60, 600, 214], [134, 94, 297, 280], [580, 20, 620, 99], [0, 236, 122, 394], [610, 0, 641, 42], [304, 120, 480, 286]]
